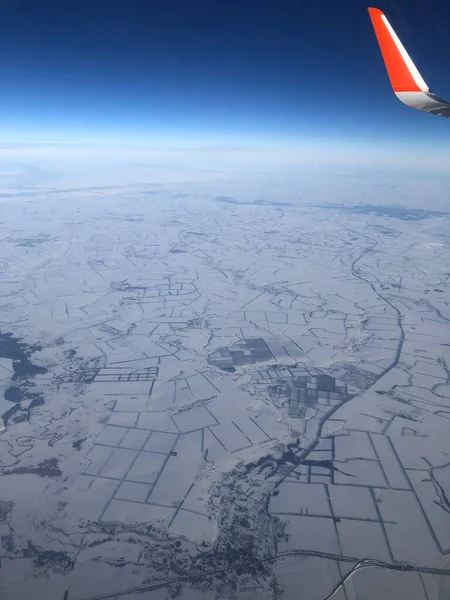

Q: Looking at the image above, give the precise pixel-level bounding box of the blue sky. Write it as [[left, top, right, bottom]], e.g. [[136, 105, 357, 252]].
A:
[[2, 0, 450, 165]]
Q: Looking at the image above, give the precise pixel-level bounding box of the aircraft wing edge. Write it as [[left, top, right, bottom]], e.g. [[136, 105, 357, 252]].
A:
[[368, 6, 450, 118]]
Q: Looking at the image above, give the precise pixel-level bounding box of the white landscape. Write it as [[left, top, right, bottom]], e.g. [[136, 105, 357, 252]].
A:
[[1, 146, 450, 600]]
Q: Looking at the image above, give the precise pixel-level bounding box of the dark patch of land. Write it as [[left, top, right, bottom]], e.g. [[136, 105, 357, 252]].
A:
[[316, 203, 449, 221], [0, 332, 47, 426], [3, 458, 62, 478], [215, 196, 290, 207]]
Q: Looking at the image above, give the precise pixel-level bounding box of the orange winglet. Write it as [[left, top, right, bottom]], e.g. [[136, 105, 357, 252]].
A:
[[368, 7, 422, 93]]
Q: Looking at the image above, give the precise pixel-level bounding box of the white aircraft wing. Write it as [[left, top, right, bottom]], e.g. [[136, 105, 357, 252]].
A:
[[368, 7, 450, 117]]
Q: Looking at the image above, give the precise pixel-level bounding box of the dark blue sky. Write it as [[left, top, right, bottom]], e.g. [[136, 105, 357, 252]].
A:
[[2, 0, 450, 158]]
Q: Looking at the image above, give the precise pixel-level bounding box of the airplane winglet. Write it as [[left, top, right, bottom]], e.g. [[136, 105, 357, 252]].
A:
[[368, 7, 450, 118], [367, 7, 429, 93]]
